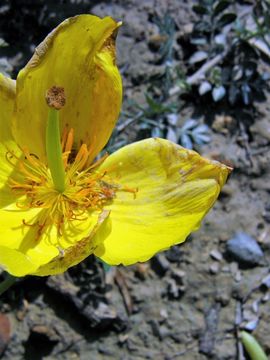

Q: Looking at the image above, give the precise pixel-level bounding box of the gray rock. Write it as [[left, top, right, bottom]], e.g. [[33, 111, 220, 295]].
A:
[[226, 232, 264, 267], [261, 274, 270, 289]]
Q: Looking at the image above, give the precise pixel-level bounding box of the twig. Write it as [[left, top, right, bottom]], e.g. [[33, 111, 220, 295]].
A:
[[169, 52, 227, 96], [239, 121, 254, 167], [235, 301, 245, 360], [116, 111, 144, 133], [251, 146, 270, 156], [114, 268, 133, 315]]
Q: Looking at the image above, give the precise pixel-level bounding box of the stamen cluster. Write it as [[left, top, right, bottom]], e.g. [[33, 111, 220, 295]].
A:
[[7, 128, 119, 237]]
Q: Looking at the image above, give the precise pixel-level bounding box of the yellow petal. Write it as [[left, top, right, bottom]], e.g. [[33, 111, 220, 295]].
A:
[[94, 138, 231, 265], [0, 74, 22, 208], [0, 206, 103, 276], [34, 210, 110, 276], [0, 246, 38, 277], [0, 207, 57, 275], [12, 14, 122, 162]]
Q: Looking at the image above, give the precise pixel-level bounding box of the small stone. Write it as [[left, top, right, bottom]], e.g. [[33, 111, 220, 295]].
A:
[[135, 263, 150, 279], [171, 269, 186, 284], [98, 344, 114, 356], [263, 212, 270, 223], [215, 292, 230, 307], [210, 249, 223, 261], [220, 184, 234, 197], [230, 262, 239, 274], [165, 245, 183, 263], [151, 254, 170, 276], [31, 325, 60, 342], [219, 232, 230, 242], [261, 274, 270, 289], [209, 263, 220, 274], [167, 279, 185, 299], [226, 232, 264, 267], [234, 271, 242, 282], [250, 118, 270, 141], [243, 318, 259, 331], [252, 299, 260, 313], [159, 309, 168, 321], [118, 334, 129, 344], [221, 266, 230, 273]]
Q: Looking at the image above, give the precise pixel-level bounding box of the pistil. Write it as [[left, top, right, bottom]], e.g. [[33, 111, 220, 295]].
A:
[[45, 86, 66, 193]]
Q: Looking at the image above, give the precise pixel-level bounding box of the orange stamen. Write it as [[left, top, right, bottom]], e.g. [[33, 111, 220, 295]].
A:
[[8, 126, 137, 239]]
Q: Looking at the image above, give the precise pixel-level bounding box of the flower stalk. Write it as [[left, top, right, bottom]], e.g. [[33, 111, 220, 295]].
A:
[[240, 331, 268, 360]]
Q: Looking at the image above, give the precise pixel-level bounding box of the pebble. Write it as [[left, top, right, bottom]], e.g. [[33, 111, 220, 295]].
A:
[[159, 309, 168, 321], [250, 118, 270, 141], [151, 254, 170, 276], [230, 262, 239, 274], [165, 246, 182, 263], [209, 263, 220, 274], [243, 318, 259, 331], [226, 232, 264, 267], [234, 270, 242, 282], [261, 274, 270, 289], [215, 292, 230, 307], [221, 265, 230, 273], [219, 232, 230, 242], [166, 278, 185, 299], [262, 293, 269, 303], [171, 269, 186, 284], [210, 249, 223, 261]]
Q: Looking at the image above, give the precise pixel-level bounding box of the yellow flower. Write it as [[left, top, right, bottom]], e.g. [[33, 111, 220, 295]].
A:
[[0, 15, 231, 277]]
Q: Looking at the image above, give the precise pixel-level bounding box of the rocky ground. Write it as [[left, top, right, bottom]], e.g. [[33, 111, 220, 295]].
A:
[[0, 1, 270, 359]]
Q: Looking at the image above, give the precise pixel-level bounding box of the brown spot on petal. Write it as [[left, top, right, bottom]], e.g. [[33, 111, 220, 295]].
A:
[[45, 86, 66, 110]]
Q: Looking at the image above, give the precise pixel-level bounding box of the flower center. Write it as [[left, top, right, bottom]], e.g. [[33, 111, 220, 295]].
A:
[[7, 86, 136, 237]]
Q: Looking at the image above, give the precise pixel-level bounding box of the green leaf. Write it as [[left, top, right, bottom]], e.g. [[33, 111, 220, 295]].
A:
[[180, 133, 193, 149], [190, 37, 208, 45], [189, 51, 208, 64], [192, 5, 208, 15], [212, 85, 226, 101], [213, 1, 231, 16], [0, 38, 8, 47], [217, 13, 237, 28], [199, 81, 212, 95], [241, 83, 251, 105], [145, 94, 163, 114], [228, 84, 239, 105]]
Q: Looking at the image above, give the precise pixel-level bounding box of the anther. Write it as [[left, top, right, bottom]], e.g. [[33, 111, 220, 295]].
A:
[[45, 86, 66, 110]]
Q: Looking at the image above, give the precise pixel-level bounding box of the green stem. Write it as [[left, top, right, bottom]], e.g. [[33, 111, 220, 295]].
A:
[[240, 331, 268, 360], [0, 274, 17, 296], [46, 108, 66, 192]]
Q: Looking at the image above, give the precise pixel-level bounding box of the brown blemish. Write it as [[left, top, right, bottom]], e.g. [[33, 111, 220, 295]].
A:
[[45, 86, 66, 110], [100, 34, 116, 65]]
